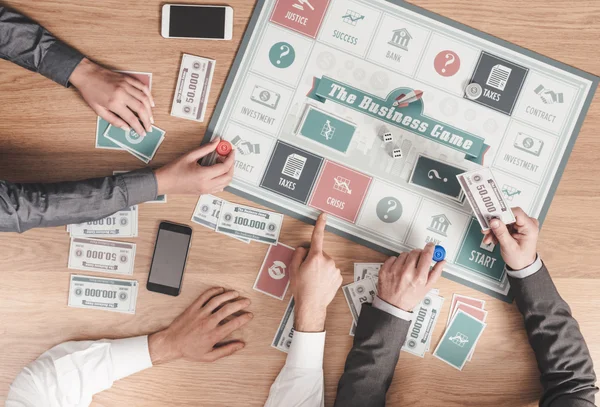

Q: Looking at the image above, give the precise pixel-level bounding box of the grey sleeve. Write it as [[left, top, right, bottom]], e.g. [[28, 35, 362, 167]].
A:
[[509, 265, 598, 407], [0, 169, 157, 233], [334, 305, 411, 407], [0, 6, 85, 87]]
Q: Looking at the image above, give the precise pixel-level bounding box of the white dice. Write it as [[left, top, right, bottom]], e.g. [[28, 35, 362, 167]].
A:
[[383, 132, 393, 142], [392, 148, 403, 158]]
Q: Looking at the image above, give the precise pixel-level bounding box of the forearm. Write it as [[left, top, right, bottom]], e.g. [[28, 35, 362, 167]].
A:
[[0, 6, 84, 86], [265, 332, 326, 407], [509, 265, 598, 407], [334, 305, 411, 407], [6, 336, 152, 406], [0, 169, 157, 233]]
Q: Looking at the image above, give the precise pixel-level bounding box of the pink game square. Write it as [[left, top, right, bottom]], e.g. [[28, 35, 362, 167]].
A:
[[270, 0, 331, 38], [309, 161, 372, 223]]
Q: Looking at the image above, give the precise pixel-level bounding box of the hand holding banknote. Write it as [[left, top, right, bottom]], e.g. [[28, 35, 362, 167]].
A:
[[377, 243, 445, 312], [482, 207, 539, 270], [155, 138, 235, 195], [148, 287, 253, 364], [290, 213, 343, 332]]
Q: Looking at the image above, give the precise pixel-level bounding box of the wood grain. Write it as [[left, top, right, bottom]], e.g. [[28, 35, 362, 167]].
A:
[[0, 0, 598, 406]]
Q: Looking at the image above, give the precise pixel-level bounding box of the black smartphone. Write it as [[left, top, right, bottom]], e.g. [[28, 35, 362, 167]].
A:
[[147, 221, 193, 296]]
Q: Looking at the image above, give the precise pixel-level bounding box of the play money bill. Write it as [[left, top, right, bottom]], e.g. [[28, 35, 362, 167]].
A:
[[68, 238, 136, 276], [457, 168, 515, 231], [68, 275, 138, 314], [354, 263, 382, 282], [216, 201, 283, 244], [69, 207, 138, 237], [191, 195, 249, 243], [171, 54, 215, 122], [272, 297, 295, 353], [343, 277, 377, 323], [401, 292, 444, 357]]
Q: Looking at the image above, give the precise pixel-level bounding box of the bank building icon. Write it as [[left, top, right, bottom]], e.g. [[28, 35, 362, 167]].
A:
[[389, 28, 412, 51], [427, 214, 451, 237]]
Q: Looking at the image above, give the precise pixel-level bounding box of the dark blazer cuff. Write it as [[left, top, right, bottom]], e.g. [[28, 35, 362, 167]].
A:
[[38, 41, 85, 87], [120, 169, 158, 207], [356, 304, 412, 347]]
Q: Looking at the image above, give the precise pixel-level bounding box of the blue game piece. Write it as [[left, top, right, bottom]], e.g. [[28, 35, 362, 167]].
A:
[[433, 245, 446, 262]]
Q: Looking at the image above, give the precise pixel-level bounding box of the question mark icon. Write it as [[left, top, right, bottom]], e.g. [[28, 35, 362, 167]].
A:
[[384, 199, 397, 220], [428, 169, 448, 183], [434, 50, 460, 77], [377, 197, 402, 223], [277, 45, 290, 65], [442, 53, 455, 73], [269, 42, 295, 69]]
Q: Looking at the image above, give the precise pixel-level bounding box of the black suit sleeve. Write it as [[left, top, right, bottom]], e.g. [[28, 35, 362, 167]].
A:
[[509, 265, 598, 407], [334, 305, 411, 407]]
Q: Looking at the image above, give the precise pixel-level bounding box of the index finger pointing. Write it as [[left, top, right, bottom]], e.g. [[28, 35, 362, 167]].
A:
[[310, 213, 327, 254]]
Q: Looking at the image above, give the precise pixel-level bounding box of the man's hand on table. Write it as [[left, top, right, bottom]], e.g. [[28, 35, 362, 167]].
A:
[[148, 287, 253, 365], [154, 138, 236, 195], [69, 58, 155, 137], [290, 213, 343, 333], [377, 243, 445, 312], [482, 207, 539, 270]]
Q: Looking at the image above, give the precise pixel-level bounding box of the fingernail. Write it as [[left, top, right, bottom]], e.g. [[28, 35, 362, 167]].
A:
[[426, 242, 434, 248], [151, 116, 155, 124], [321, 213, 328, 220], [151, 101, 156, 108], [232, 291, 239, 297], [141, 131, 147, 137], [491, 219, 500, 228], [121, 126, 130, 132], [248, 313, 254, 319]]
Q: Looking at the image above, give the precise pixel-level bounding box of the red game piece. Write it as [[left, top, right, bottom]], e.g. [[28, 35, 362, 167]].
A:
[[216, 140, 232, 156]]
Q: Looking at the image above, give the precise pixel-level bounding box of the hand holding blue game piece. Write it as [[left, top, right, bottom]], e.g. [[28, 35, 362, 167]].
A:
[[433, 245, 446, 262]]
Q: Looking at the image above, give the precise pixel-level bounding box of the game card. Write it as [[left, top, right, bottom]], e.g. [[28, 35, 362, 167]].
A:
[[447, 294, 485, 326], [409, 155, 466, 202], [452, 301, 488, 361], [433, 310, 487, 370], [103, 124, 165, 162], [253, 243, 295, 300]]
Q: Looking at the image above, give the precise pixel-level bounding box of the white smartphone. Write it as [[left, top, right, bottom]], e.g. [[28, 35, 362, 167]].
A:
[[161, 4, 233, 40]]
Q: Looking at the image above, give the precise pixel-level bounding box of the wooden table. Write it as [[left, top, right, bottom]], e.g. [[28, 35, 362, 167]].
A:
[[0, 1, 598, 405]]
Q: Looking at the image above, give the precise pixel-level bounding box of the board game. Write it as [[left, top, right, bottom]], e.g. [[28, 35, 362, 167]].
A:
[[202, 0, 598, 301]]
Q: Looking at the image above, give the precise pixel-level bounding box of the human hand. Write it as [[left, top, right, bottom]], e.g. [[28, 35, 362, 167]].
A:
[[69, 58, 155, 137], [148, 287, 253, 364], [377, 243, 445, 312], [482, 207, 539, 270], [154, 138, 235, 195], [290, 213, 343, 332]]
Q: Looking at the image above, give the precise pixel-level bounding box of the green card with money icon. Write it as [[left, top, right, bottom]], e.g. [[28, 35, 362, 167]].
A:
[[433, 310, 486, 370], [103, 124, 165, 162]]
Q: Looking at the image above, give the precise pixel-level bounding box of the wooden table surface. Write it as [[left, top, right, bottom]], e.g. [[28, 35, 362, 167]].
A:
[[0, 0, 599, 406]]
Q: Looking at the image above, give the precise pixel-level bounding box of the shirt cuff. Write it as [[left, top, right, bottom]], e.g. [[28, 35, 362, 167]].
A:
[[505, 254, 543, 279], [373, 296, 414, 322], [120, 168, 158, 206], [109, 335, 153, 381], [286, 332, 326, 370], [38, 41, 85, 87]]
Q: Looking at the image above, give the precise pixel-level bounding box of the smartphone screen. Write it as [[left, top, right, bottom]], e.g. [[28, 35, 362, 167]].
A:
[[169, 5, 226, 39], [147, 222, 192, 296]]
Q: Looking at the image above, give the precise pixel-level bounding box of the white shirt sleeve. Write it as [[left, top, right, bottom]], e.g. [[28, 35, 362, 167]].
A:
[[372, 296, 414, 321], [6, 335, 153, 407], [264, 331, 326, 407], [505, 254, 543, 279]]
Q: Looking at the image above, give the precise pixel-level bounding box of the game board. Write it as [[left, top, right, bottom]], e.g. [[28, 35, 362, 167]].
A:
[[202, 0, 598, 301]]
